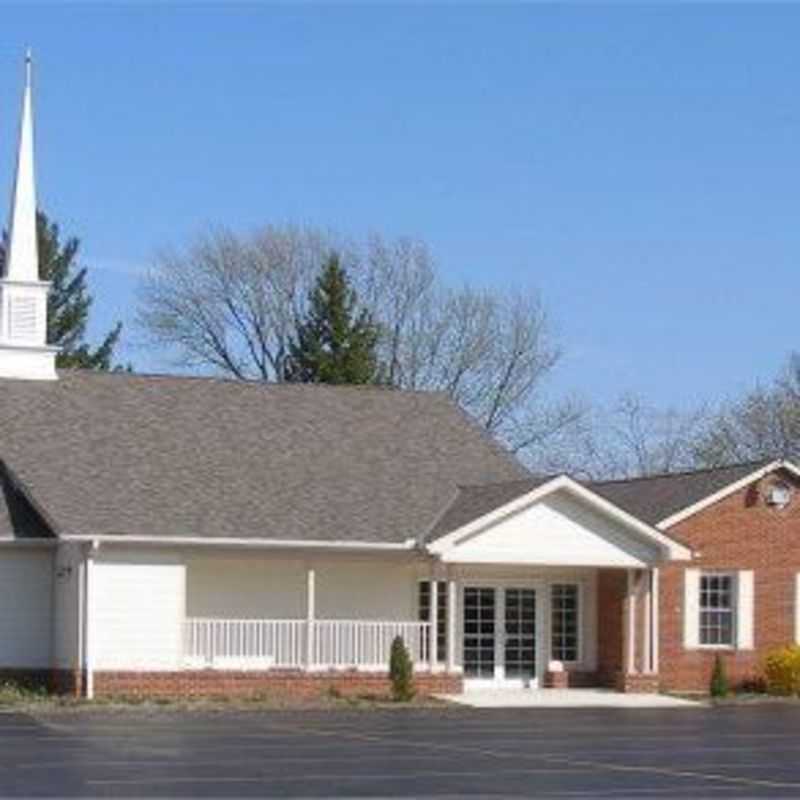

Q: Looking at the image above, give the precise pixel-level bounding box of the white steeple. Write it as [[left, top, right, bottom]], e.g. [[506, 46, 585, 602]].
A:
[[0, 49, 57, 380], [6, 50, 38, 282]]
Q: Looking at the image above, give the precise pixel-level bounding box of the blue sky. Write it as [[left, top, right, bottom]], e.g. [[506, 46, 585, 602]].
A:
[[0, 3, 797, 409]]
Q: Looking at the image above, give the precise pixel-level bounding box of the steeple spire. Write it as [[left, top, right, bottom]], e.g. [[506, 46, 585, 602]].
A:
[[5, 47, 38, 282], [0, 49, 57, 380]]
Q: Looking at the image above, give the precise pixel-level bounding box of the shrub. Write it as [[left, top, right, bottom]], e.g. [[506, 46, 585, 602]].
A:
[[0, 681, 48, 705], [763, 645, 800, 696], [710, 653, 729, 698], [389, 636, 415, 702]]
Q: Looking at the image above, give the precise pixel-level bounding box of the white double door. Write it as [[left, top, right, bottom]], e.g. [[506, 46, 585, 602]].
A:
[[462, 584, 541, 689]]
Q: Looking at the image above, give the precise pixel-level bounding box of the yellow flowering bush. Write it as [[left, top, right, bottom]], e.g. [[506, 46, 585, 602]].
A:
[[763, 645, 800, 696]]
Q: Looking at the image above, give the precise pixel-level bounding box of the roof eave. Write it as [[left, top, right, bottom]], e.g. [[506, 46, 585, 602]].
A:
[[657, 459, 800, 529]]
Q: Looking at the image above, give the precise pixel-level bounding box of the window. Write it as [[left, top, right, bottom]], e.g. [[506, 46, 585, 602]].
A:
[[699, 573, 735, 646], [551, 583, 579, 662], [418, 580, 447, 662]]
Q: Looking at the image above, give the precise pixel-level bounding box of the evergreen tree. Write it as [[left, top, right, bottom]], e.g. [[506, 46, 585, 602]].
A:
[[0, 211, 122, 370], [285, 254, 381, 384], [389, 636, 415, 702]]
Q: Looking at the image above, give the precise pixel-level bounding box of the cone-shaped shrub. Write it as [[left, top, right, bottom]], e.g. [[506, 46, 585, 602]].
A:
[[389, 636, 415, 702], [710, 653, 729, 698]]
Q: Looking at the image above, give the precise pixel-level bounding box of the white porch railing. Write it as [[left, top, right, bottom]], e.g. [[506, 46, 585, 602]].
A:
[[183, 619, 307, 669], [313, 620, 429, 669], [183, 618, 430, 671]]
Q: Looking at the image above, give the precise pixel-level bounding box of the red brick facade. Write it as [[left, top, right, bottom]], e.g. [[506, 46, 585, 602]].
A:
[[657, 468, 800, 693], [90, 669, 462, 700]]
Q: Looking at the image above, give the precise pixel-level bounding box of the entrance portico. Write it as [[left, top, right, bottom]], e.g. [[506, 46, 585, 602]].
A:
[[426, 474, 691, 692]]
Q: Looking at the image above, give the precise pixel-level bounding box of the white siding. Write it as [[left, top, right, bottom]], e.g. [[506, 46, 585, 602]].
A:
[[736, 570, 754, 650], [186, 554, 418, 622], [0, 549, 53, 667], [52, 544, 81, 669], [683, 568, 700, 648], [93, 552, 186, 669], [444, 490, 660, 567], [186, 555, 305, 618], [316, 560, 417, 620]]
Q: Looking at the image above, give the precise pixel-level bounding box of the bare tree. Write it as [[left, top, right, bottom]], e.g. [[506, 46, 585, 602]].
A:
[[138, 225, 581, 461], [693, 355, 800, 466], [554, 394, 710, 480], [138, 225, 338, 381]]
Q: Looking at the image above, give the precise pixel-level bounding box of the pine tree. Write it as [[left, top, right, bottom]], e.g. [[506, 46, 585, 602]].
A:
[[285, 254, 381, 384], [0, 211, 122, 370]]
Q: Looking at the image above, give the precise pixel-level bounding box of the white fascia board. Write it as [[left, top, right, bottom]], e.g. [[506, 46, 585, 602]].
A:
[[60, 534, 418, 553], [657, 460, 800, 529], [428, 474, 691, 562]]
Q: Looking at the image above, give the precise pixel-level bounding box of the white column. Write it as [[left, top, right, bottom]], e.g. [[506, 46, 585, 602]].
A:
[[446, 578, 457, 672], [651, 568, 660, 674], [643, 569, 653, 674], [429, 577, 438, 671], [626, 569, 637, 675], [305, 566, 315, 670], [84, 544, 96, 700]]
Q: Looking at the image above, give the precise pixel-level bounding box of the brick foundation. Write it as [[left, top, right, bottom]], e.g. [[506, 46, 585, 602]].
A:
[[615, 672, 660, 693], [544, 670, 569, 689], [91, 669, 463, 700]]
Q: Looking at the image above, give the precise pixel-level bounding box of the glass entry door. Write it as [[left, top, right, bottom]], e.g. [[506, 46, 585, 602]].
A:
[[463, 587, 496, 680], [463, 585, 538, 687], [504, 588, 536, 683]]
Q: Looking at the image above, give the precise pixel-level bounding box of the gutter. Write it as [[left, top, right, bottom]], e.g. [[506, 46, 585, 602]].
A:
[[60, 534, 419, 553]]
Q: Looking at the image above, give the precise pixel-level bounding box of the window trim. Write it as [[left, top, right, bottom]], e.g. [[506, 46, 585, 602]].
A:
[[550, 582, 581, 665], [697, 571, 737, 650]]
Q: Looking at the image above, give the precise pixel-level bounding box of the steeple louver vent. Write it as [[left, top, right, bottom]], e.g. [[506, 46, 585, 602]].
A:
[[9, 296, 38, 341]]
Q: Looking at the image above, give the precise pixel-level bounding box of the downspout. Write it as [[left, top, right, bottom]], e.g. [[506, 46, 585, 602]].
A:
[[82, 540, 99, 700]]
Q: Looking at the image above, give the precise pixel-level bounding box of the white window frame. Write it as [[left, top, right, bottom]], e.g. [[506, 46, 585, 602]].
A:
[[550, 582, 581, 665], [698, 571, 737, 650]]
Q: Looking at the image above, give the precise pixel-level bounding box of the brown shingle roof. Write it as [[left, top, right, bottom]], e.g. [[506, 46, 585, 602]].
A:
[[426, 477, 552, 540], [588, 461, 771, 525], [0, 370, 530, 543], [424, 461, 774, 540]]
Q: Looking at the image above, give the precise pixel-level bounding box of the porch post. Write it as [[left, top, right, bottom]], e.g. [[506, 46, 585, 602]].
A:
[[446, 577, 457, 672], [643, 568, 652, 674], [429, 577, 438, 671], [626, 569, 637, 675], [305, 566, 315, 670], [651, 568, 660, 674]]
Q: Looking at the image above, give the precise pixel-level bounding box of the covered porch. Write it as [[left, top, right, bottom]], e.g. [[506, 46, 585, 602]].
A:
[[176, 562, 660, 693], [83, 475, 690, 697]]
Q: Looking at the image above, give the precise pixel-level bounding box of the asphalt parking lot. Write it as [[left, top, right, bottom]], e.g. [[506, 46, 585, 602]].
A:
[[1, 705, 800, 798]]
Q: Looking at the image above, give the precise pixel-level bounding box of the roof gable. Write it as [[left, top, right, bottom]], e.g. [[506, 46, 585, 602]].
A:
[[428, 475, 691, 562]]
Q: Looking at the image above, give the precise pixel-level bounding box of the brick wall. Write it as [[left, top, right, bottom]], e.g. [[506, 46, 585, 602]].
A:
[[596, 569, 625, 688], [91, 669, 463, 700], [659, 468, 800, 692]]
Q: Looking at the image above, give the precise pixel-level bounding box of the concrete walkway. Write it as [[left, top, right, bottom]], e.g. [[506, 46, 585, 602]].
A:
[[439, 688, 702, 708]]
